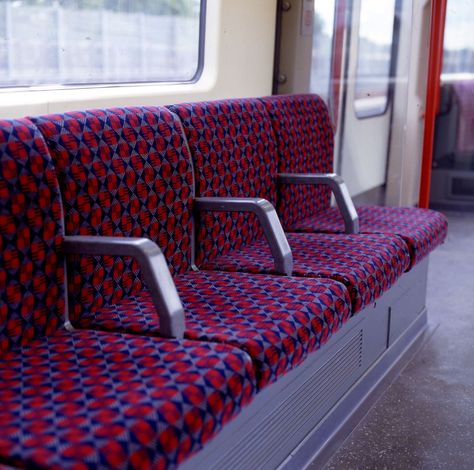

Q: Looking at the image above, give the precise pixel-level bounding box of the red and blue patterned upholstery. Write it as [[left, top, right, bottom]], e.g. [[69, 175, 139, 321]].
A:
[[0, 329, 256, 470], [200, 233, 410, 313], [259, 94, 334, 229], [168, 99, 279, 266], [260, 94, 447, 267], [0, 118, 65, 358], [0, 117, 258, 469], [32, 107, 195, 325], [169, 98, 409, 311], [32, 105, 354, 389], [291, 206, 448, 268], [73, 270, 351, 389]]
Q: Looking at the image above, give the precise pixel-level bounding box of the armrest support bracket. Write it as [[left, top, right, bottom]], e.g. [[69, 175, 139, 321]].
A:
[[277, 173, 360, 234], [194, 197, 293, 275], [63, 235, 185, 339]]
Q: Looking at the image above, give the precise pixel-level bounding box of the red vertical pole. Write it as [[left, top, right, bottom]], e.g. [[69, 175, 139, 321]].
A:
[[418, 0, 448, 208]]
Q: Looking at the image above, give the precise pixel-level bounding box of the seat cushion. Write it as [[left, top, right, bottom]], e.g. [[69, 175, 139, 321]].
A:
[[200, 233, 410, 313], [289, 206, 448, 268], [75, 271, 351, 389], [0, 329, 255, 470]]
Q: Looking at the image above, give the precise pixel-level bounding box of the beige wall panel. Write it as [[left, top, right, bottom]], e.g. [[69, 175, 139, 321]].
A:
[[0, 0, 278, 118]]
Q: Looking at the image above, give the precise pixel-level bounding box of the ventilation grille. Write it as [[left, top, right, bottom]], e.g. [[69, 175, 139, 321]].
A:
[[212, 330, 364, 470]]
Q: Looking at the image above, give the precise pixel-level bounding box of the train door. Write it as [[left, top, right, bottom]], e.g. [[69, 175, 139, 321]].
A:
[[430, 0, 474, 210], [337, 0, 399, 197]]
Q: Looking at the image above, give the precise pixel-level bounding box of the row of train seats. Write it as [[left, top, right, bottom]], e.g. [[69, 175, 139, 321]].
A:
[[0, 94, 447, 469]]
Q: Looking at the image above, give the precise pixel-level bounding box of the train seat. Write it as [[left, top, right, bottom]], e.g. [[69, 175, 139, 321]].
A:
[[169, 99, 410, 313], [84, 271, 351, 388], [0, 118, 256, 469], [0, 331, 255, 470], [32, 107, 353, 390], [198, 232, 409, 313], [259, 94, 448, 269], [291, 205, 447, 268]]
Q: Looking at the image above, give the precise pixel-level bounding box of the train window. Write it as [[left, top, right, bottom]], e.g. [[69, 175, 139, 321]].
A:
[[310, 0, 336, 102], [0, 0, 204, 89], [353, 0, 396, 118], [442, 0, 474, 77]]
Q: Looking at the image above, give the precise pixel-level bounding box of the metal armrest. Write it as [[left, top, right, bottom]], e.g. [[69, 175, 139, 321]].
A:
[[277, 173, 360, 234], [194, 197, 293, 276], [63, 235, 185, 339]]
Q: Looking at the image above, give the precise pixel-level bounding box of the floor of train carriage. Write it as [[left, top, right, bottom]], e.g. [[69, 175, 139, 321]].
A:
[[313, 211, 474, 470]]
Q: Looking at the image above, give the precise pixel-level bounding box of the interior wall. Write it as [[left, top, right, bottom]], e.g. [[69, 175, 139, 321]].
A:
[[0, 0, 278, 119], [275, 0, 314, 94]]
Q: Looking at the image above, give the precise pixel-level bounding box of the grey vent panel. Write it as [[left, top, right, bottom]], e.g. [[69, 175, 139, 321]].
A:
[[211, 330, 364, 470]]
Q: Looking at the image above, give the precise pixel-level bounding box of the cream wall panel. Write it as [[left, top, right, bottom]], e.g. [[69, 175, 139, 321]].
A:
[[0, 0, 277, 118]]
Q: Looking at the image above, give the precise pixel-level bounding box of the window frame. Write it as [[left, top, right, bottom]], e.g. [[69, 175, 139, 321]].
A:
[[309, 0, 337, 103], [0, 0, 207, 93], [352, 0, 401, 120]]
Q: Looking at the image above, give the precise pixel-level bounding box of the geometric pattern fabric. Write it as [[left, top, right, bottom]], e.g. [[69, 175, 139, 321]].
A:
[[259, 94, 334, 229], [260, 94, 448, 268], [290, 205, 448, 268], [200, 232, 411, 313], [0, 97, 449, 469], [0, 116, 258, 469], [169, 97, 412, 309], [168, 99, 279, 267], [29, 105, 359, 393], [32, 107, 195, 324], [0, 329, 256, 470], [74, 270, 352, 389]]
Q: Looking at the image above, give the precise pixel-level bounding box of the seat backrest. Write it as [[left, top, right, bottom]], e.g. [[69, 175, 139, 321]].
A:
[[168, 98, 279, 266], [32, 107, 194, 325], [259, 94, 334, 229], [0, 119, 65, 357]]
